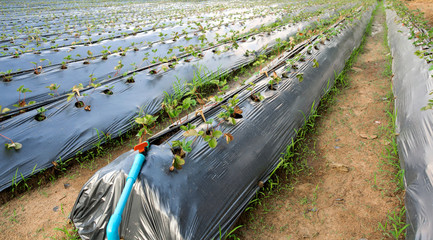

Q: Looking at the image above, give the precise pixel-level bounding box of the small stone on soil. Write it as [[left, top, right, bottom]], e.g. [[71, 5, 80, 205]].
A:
[[352, 67, 363, 72], [330, 163, 350, 172]]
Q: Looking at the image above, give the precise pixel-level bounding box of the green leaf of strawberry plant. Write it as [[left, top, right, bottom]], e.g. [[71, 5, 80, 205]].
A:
[[5, 142, 22, 150], [213, 130, 222, 139], [183, 129, 198, 137], [313, 59, 319, 68], [296, 73, 304, 82], [208, 138, 217, 148], [173, 155, 185, 169]]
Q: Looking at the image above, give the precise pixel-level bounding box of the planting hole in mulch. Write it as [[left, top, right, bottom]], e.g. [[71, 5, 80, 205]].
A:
[[102, 89, 113, 95], [34, 114, 46, 121], [268, 84, 278, 91], [171, 146, 186, 158], [250, 94, 261, 102], [231, 106, 243, 119], [75, 101, 84, 108], [2, 77, 12, 82]]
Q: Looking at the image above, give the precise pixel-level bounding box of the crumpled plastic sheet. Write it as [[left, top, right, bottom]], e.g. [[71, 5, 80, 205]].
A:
[[386, 9, 433, 240], [70, 7, 373, 240]]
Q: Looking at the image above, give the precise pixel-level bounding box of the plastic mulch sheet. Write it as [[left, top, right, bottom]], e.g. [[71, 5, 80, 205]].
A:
[[70, 7, 373, 240], [386, 9, 433, 239], [0, 7, 339, 191]]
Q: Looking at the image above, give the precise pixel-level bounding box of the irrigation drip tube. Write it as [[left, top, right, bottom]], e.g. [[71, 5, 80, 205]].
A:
[[0, 6, 348, 191], [70, 6, 374, 239], [386, 9, 433, 239]]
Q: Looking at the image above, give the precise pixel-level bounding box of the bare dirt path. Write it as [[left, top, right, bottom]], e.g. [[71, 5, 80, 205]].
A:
[[0, 141, 134, 239], [237, 5, 404, 240]]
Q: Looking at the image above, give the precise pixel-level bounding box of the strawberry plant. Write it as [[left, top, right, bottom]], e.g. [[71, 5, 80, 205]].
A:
[[170, 139, 192, 171], [46, 83, 60, 97], [217, 94, 242, 125], [30, 59, 46, 74], [268, 72, 282, 90], [1, 133, 22, 150], [312, 59, 319, 68], [14, 85, 35, 107], [135, 114, 158, 144], [1, 69, 13, 82], [250, 92, 264, 102], [35, 107, 47, 121], [66, 84, 87, 108]]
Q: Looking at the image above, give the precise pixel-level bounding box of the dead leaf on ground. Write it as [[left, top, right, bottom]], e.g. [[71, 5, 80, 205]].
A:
[[359, 133, 378, 140], [233, 106, 243, 115]]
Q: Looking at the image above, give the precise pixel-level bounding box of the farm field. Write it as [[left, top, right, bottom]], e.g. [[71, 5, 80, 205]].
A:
[[0, 0, 432, 239]]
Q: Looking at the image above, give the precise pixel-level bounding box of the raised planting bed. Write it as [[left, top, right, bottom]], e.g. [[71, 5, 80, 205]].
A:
[[70, 5, 375, 239], [386, 1, 433, 238], [0, 0, 363, 192]]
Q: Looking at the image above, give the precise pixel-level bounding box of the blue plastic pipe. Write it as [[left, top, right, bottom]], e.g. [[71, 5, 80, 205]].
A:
[[106, 152, 145, 240]]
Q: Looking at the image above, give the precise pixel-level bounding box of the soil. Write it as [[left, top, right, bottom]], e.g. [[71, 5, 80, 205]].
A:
[[0, 143, 134, 239], [236, 6, 404, 240], [406, 0, 433, 27], [0, 4, 406, 240]]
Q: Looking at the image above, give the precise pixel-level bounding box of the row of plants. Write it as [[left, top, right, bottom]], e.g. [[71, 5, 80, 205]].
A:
[[0, 0, 368, 201], [134, 4, 368, 171], [0, 1, 367, 197], [386, 0, 433, 110], [0, 1, 340, 115], [0, 1, 283, 55], [67, 3, 374, 239], [0, 4, 287, 75]]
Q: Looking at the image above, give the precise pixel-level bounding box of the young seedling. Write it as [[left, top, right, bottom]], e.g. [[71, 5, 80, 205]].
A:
[[312, 59, 319, 68], [1, 133, 22, 150], [126, 72, 137, 83], [46, 83, 60, 97], [0, 106, 10, 113], [31, 59, 46, 74], [35, 107, 47, 121], [307, 45, 313, 55], [60, 61, 67, 69], [62, 55, 72, 69], [135, 114, 158, 144], [82, 51, 91, 64], [198, 128, 222, 148], [1, 69, 13, 82], [170, 139, 192, 171], [114, 60, 123, 77], [268, 72, 282, 90], [66, 84, 87, 108], [14, 85, 35, 107], [296, 73, 304, 82], [217, 94, 242, 125], [250, 92, 264, 102], [149, 68, 160, 75]]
